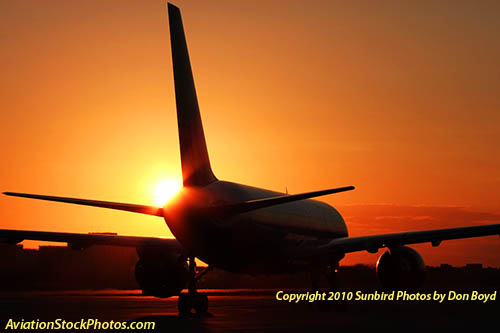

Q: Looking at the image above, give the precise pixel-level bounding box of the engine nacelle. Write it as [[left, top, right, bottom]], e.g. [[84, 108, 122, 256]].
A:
[[376, 246, 426, 290], [134, 247, 188, 298]]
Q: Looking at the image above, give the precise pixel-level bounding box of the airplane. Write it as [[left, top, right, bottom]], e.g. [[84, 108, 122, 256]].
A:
[[1, 3, 499, 315]]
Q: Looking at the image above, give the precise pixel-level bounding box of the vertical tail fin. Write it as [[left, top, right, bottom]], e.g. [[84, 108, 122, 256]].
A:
[[168, 3, 217, 187]]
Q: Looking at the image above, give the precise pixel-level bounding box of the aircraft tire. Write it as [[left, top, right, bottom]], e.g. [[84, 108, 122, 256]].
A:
[[194, 293, 209, 313], [178, 293, 192, 315]]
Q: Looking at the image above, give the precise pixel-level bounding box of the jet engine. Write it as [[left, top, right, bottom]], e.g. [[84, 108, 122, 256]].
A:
[[376, 246, 426, 290], [134, 247, 188, 298]]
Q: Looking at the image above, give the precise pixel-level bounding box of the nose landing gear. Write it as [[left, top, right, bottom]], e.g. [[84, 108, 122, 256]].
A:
[[178, 292, 208, 315], [178, 257, 212, 315]]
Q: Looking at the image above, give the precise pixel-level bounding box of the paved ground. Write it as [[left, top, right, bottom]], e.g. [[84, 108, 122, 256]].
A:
[[0, 289, 498, 332]]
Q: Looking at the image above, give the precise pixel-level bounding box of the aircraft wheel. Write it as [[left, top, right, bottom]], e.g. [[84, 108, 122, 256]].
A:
[[333, 299, 348, 312], [194, 293, 209, 313], [315, 299, 332, 312], [178, 293, 192, 315]]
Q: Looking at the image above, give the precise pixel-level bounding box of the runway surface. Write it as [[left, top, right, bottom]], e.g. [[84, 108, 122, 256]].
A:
[[0, 289, 498, 332]]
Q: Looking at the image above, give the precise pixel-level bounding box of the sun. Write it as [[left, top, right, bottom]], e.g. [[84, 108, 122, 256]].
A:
[[154, 179, 182, 206]]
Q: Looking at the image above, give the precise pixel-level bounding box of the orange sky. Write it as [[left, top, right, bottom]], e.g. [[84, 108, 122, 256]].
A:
[[1, 0, 499, 267]]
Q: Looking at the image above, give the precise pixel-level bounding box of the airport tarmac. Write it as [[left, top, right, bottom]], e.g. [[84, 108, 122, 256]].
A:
[[0, 289, 498, 332]]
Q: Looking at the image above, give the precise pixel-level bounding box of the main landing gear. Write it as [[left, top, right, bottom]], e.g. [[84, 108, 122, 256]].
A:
[[310, 261, 346, 312], [178, 257, 212, 315]]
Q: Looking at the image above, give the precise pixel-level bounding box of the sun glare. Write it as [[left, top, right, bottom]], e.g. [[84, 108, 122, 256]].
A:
[[154, 179, 182, 206]]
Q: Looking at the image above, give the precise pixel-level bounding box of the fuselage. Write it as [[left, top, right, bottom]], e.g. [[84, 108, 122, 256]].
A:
[[164, 180, 348, 274]]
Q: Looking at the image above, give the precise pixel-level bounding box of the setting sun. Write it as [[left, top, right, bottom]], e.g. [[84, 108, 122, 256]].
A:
[[154, 179, 182, 206]]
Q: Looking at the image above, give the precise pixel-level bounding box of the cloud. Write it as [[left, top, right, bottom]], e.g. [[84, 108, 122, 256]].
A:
[[335, 204, 500, 267], [337, 204, 500, 234]]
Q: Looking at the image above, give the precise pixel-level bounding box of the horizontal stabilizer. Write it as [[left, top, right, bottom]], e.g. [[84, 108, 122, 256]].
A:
[[203, 186, 355, 217], [3, 192, 164, 217]]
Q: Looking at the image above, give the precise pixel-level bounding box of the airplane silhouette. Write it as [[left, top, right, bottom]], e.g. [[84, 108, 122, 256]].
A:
[[2, 3, 499, 314]]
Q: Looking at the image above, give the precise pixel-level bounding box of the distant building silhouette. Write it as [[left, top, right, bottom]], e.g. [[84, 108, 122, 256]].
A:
[[0, 243, 138, 290], [465, 263, 483, 271], [440, 263, 453, 270]]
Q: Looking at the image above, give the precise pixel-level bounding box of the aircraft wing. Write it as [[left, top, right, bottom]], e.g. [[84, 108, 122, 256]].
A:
[[295, 224, 500, 258], [0, 229, 184, 252]]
